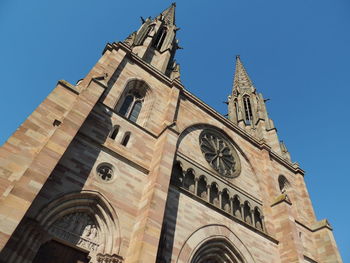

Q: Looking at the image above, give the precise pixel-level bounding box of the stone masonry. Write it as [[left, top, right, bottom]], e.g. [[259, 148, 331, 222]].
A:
[[0, 3, 343, 263]]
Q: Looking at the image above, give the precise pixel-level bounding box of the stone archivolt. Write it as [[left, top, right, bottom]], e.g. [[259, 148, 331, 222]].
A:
[[176, 225, 257, 263], [3, 191, 122, 263], [49, 212, 100, 252]]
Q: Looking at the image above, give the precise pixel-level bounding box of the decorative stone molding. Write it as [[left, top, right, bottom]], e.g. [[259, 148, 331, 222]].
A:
[[49, 212, 100, 251], [97, 253, 124, 263], [270, 193, 292, 207], [176, 225, 258, 263], [37, 191, 121, 255]]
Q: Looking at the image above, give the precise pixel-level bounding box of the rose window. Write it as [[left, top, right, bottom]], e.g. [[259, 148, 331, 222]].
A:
[[199, 130, 240, 178]]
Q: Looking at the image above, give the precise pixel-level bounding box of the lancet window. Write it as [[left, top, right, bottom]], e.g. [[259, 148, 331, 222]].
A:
[[278, 175, 291, 193], [118, 93, 143, 122], [116, 79, 151, 124], [152, 27, 167, 50], [243, 95, 253, 125]]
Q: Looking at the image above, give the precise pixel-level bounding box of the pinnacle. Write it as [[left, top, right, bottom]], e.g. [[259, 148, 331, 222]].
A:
[[233, 55, 254, 91], [160, 3, 176, 25]]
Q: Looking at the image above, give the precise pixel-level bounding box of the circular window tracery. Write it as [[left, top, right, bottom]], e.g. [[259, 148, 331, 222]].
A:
[[96, 163, 114, 182], [199, 130, 241, 178]]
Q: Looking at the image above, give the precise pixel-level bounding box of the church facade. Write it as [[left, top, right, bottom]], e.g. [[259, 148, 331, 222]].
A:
[[0, 4, 343, 263]]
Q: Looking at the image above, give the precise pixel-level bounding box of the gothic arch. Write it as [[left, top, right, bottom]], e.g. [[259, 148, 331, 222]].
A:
[[278, 174, 291, 193], [115, 78, 154, 126], [191, 237, 244, 263], [7, 191, 121, 263], [176, 224, 256, 263]]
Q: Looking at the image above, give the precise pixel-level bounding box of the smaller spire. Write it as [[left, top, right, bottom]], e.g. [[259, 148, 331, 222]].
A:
[[159, 3, 176, 25], [233, 55, 254, 91]]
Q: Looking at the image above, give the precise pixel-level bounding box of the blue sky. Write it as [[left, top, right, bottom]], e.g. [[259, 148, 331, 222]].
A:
[[0, 0, 349, 260]]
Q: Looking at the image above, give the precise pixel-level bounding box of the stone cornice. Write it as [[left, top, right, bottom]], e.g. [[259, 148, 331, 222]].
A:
[[103, 42, 184, 90], [295, 219, 333, 232], [58, 80, 80, 95], [102, 41, 305, 176], [270, 193, 292, 207]]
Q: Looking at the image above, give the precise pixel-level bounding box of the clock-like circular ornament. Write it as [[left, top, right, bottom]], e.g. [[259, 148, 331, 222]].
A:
[[199, 130, 241, 178]]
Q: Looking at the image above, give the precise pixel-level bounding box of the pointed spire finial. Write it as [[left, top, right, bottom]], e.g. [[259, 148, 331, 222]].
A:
[[159, 2, 176, 25], [233, 55, 254, 91]]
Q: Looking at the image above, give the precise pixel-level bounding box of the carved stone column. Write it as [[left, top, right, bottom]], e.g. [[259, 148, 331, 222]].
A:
[[206, 185, 210, 203], [251, 209, 255, 226], [96, 253, 123, 263], [230, 198, 234, 215], [194, 178, 198, 196]]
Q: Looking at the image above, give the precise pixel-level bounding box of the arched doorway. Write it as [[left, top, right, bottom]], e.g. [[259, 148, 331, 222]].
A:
[[32, 240, 89, 263], [191, 238, 244, 263], [176, 225, 256, 263], [4, 191, 122, 263]]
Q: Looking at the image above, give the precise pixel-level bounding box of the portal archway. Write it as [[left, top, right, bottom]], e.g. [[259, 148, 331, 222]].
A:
[[176, 224, 256, 263], [191, 238, 244, 263], [5, 191, 122, 263]]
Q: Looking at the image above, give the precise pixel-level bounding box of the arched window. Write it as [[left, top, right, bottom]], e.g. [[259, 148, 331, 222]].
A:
[[221, 189, 231, 213], [152, 27, 167, 50], [121, 132, 131, 146], [232, 195, 241, 218], [210, 183, 219, 207], [136, 24, 153, 45], [234, 99, 239, 121], [190, 238, 244, 263], [171, 161, 183, 187], [110, 125, 119, 140], [119, 95, 133, 116], [254, 207, 264, 231], [243, 96, 253, 125], [243, 202, 252, 225], [184, 170, 195, 193], [278, 175, 291, 193], [197, 176, 207, 199], [118, 93, 143, 123], [116, 80, 151, 124]]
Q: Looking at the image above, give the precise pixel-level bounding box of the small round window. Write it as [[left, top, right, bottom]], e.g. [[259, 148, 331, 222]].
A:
[[96, 163, 114, 182], [199, 130, 241, 178]]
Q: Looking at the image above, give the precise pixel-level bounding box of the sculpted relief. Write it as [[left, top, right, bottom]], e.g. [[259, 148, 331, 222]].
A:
[[49, 212, 100, 251]]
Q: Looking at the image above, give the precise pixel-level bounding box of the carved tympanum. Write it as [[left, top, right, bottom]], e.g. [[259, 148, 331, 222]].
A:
[[199, 130, 240, 178], [49, 212, 99, 251]]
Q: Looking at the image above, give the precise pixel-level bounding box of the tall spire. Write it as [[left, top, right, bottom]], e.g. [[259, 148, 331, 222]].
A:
[[233, 55, 254, 92], [159, 3, 176, 25], [227, 56, 290, 160], [123, 3, 180, 78]]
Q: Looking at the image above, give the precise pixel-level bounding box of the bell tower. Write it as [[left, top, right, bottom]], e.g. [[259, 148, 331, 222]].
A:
[[124, 3, 181, 79], [228, 56, 291, 160]]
